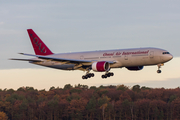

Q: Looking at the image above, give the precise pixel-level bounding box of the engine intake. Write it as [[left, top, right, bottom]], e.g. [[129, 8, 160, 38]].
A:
[[92, 61, 110, 72], [126, 66, 144, 71]]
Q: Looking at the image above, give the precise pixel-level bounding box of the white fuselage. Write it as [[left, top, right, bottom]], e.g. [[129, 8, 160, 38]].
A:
[[11, 29, 174, 79], [31, 47, 173, 71]]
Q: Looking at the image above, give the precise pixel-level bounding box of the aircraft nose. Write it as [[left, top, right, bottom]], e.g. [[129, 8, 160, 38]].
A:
[[169, 54, 173, 60], [162, 54, 173, 62]]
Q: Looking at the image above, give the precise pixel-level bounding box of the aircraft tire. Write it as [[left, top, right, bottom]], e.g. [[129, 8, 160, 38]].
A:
[[110, 73, 114, 76], [107, 73, 110, 77], [82, 75, 88, 79], [157, 70, 161, 73], [87, 74, 91, 78], [102, 75, 105, 79], [104, 75, 107, 78], [91, 73, 94, 77]]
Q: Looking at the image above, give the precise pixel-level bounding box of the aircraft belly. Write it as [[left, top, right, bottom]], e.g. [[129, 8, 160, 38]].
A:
[[110, 63, 122, 68], [147, 56, 161, 65], [120, 55, 160, 67]]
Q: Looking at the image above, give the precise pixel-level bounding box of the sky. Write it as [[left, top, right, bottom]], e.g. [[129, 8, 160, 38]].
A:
[[0, 0, 180, 90]]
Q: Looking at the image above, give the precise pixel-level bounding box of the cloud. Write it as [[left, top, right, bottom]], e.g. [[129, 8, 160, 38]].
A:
[[0, 22, 4, 25], [1, 58, 179, 90], [0, 0, 180, 91], [96, 77, 180, 89]]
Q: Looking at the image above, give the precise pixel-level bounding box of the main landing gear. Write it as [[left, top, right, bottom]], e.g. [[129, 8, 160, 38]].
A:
[[157, 64, 163, 73], [82, 73, 95, 79], [102, 72, 114, 79], [82, 69, 114, 79]]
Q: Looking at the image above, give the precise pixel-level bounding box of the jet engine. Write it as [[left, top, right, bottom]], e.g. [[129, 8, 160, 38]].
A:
[[126, 66, 144, 71], [92, 61, 110, 72]]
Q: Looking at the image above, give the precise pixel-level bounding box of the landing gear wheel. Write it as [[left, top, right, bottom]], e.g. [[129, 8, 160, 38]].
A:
[[101, 75, 104, 78], [82, 75, 87, 79], [102, 75, 107, 79], [157, 70, 161, 73], [110, 72, 114, 76], [82, 73, 95, 79], [102, 72, 114, 79], [107, 73, 111, 77], [87, 74, 91, 78], [105, 74, 107, 78], [90, 73, 94, 77]]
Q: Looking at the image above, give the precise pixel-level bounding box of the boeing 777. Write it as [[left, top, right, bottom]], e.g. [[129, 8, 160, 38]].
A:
[[11, 29, 173, 79]]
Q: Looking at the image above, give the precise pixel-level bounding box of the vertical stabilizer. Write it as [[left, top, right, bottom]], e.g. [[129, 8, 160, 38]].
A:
[[27, 29, 53, 55]]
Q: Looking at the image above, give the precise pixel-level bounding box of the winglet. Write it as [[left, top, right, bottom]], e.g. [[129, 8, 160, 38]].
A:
[[27, 29, 53, 56]]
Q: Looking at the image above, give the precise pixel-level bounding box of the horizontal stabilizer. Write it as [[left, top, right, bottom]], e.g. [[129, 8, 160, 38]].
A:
[[10, 58, 42, 62]]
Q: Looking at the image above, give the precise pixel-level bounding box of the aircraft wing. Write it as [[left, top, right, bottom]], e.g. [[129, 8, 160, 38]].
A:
[[18, 53, 116, 64], [19, 53, 92, 64]]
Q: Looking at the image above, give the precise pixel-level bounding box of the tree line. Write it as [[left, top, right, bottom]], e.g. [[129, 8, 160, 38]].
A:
[[0, 84, 180, 120]]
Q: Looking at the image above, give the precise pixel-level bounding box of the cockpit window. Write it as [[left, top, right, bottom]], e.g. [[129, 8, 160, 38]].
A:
[[162, 52, 170, 54]]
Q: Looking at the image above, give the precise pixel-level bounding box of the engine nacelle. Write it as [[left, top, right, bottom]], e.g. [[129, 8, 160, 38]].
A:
[[92, 61, 110, 72], [126, 66, 144, 71]]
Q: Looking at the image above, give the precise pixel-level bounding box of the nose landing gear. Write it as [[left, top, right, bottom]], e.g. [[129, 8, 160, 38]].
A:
[[157, 70, 161, 73], [157, 64, 163, 73]]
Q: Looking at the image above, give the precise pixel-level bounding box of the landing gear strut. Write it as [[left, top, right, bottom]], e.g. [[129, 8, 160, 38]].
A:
[[102, 72, 114, 79], [157, 64, 163, 73]]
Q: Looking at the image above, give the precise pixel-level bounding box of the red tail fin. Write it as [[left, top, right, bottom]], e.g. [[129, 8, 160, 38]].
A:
[[27, 29, 53, 55]]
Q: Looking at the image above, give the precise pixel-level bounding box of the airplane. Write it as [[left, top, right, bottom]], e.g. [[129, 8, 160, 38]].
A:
[[11, 29, 173, 79]]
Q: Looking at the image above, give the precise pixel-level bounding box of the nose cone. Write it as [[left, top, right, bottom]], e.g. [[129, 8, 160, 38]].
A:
[[162, 54, 173, 62], [169, 54, 173, 60]]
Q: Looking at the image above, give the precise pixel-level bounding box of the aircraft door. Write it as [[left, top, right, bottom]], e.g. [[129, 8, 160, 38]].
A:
[[123, 54, 132, 66], [124, 55, 128, 60], [80, 55, 84, 60], [150, 51, 154, 58]]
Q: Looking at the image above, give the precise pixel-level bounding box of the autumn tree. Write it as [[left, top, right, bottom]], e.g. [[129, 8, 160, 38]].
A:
[[64, 84, 73, 90], [0, 84, 180, 119], [86, 96, 96, 119], [0, 111, 8, 120]]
